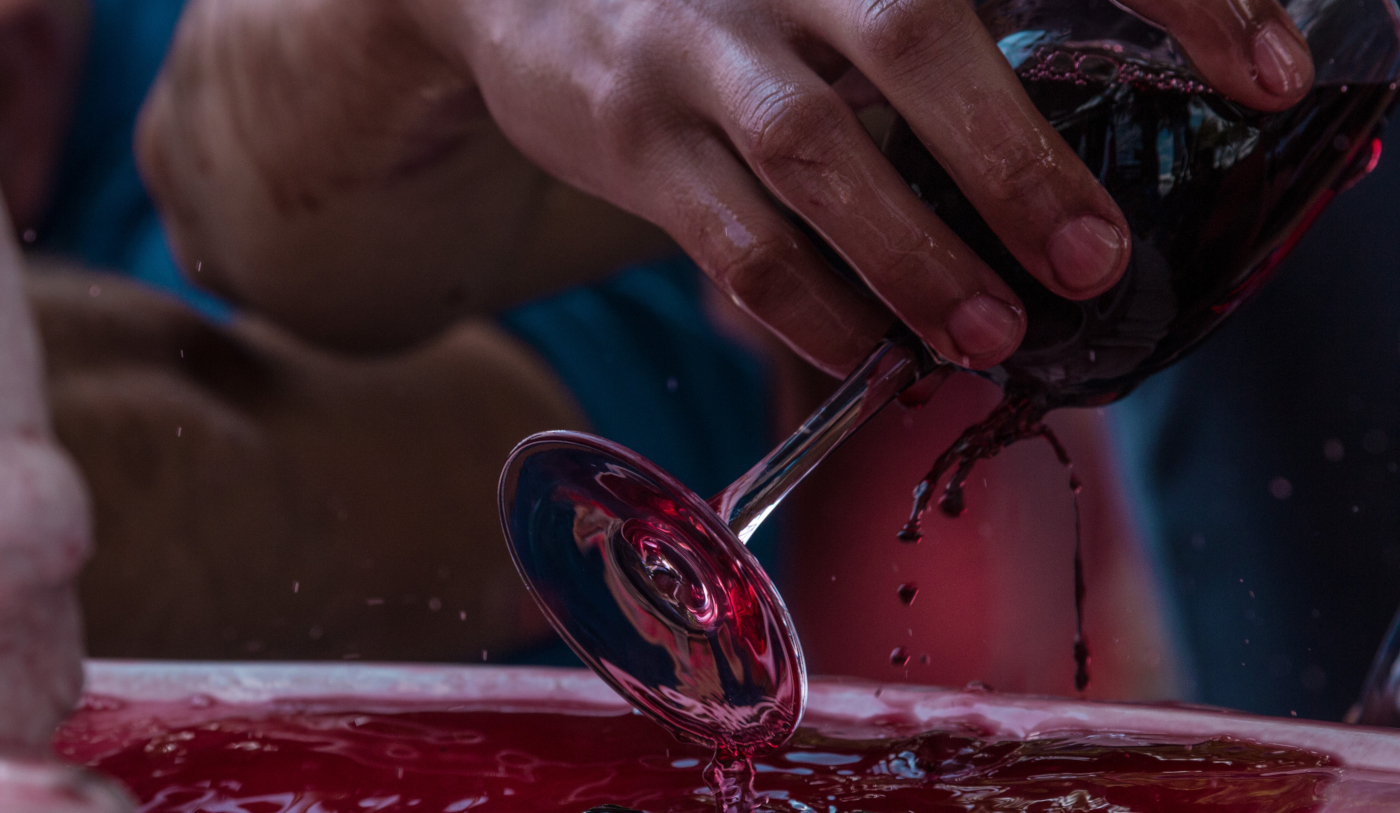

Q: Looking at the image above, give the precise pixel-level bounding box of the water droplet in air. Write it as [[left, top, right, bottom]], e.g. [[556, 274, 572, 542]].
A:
[[890, 646, 911, 667], [896, 583, 919, 606]]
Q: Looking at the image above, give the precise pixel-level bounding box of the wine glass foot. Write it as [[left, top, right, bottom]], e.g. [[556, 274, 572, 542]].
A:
[[499, 431, 805, 753]]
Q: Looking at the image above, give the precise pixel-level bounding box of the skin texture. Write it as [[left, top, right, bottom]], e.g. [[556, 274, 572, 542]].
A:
[[139, 0, 1311, 374]]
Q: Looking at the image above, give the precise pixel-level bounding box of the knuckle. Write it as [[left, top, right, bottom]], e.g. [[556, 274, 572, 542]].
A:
[[593, 75, 650, 143], [855, 0, 974, 68], [735, 84, 840, 177]]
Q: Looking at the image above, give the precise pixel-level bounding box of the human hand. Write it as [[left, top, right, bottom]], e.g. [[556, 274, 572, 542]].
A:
[[418, 0, 1312, 374]]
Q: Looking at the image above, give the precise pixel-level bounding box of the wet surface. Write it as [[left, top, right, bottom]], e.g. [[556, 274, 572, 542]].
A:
[[57, 696, 1339, 812]]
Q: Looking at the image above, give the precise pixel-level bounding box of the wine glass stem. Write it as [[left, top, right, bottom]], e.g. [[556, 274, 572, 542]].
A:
[[710, 331, 945, 543]]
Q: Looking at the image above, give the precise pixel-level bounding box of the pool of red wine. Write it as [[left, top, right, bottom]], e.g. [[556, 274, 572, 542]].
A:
[[56, 697, 1338, 812]]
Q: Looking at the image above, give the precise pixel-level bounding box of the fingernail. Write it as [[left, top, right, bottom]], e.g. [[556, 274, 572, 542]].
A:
[[1048, 215, 1126, 294], [1254, 20, 1311, 98], [946, 294, 1022, 361]]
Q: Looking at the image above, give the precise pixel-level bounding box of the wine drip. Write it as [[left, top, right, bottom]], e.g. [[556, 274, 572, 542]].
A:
[[896, 392, 1091, 691], [880, 43, 1400, 697]]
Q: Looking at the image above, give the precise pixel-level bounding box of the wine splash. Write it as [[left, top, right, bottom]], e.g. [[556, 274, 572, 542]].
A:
[[704, 750, 757, 813], [885, 38, 1398, 694], [895, 392, 1091, 690]]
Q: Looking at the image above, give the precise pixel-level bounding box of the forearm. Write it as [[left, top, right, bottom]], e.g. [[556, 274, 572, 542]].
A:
[[136, 0, 669, 352]]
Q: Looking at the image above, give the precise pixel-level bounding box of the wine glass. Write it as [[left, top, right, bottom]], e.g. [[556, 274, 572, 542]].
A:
[[500, 0, 1400, 753]]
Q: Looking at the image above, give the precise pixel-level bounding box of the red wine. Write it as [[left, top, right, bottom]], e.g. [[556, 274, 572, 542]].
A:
[[883, 46, 1396, 406], [895, 393, 1091, 690], [56, 696, 1338, 812], [877, 46, 1394, 694]]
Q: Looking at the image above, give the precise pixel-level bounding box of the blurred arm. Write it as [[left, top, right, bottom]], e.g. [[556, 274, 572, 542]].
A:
[[135, 0, 671, 353], [31, 265, 585, 660]]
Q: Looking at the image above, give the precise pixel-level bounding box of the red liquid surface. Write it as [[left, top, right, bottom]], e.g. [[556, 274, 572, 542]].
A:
[[57, 698, 1337, 813]]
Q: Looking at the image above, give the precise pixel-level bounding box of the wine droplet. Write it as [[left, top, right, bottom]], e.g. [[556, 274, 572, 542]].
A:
[[896, 583, 919, 606], [1074, 640, 1092, 692], [896, 392, 1093, 692], [897, 482, 929, 543], [890, 646, 911, 667], [938, 487, 966, 518]]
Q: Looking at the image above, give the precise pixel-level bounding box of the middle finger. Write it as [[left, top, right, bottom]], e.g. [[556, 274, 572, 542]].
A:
[[801, 0, 1133, 301], [696, 45, 1029, 367]]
